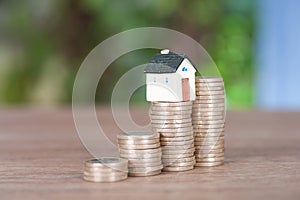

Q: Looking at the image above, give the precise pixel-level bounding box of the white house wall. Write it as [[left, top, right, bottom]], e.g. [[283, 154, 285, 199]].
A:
[[177, 58, 196, 77], [146, 73, 182, 102], [177, 58, 196, 101]]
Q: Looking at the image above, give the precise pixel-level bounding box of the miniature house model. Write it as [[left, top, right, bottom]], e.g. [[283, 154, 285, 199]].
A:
[[144, 50, 197, 102]]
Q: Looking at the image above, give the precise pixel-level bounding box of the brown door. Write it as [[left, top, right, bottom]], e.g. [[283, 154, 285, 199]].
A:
[[182, 78, 190, 101]]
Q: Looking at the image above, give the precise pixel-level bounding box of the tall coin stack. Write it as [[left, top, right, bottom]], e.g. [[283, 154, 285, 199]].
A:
[[117, 132, 163, 177], [192, 77, 225, 167], [83, 157, 128, 182], [150, 101, 195, 172]]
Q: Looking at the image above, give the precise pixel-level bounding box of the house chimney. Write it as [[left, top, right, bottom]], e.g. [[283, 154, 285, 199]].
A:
[[160, 49, 170, 54]]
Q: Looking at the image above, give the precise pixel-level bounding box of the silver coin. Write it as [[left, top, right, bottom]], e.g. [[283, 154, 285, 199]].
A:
[[194, 143, 224, 150], [194, 161, 224, 167], [119, 148, 161, 154], [196, 149, 225, 156], [193, 123, 225, 129], [162, 152, 195, 159], [151, 118, 192, 124], [195, 152, 224, 158], [194, 132, 225, 138], [195, 149, 225, 155], [195, 77, 223, 83], [150, 110, 192, 116], [192, 115, 225, 121], [195, 139, 224, 146], [162, 147, 195, 155], [128, 165, 163, 173], [195, 144, 224, 150], [193, 125, 225, 131], [83, 174, 128, 182], [192, 112, 225, 117], [194, 140, 224, 146], [129, 169, 161, 177], [166, 157, 195, 164], [163, 165, 194, 172], [150, 114, 191, 120], [83, 171, 127, 178], [195, 82, 224, 87], [192, 115, 224, 120], [195, 152, 225, 158], [153, 126, 193, 133], [196, 156, 224, 162], [118, 143, 160, 150], [194, 127, 225, 133], [126, 157, 162, 164], [152, 101, 193, 107], [128, 161, 162, 168], [194, 128, 225, 135], [160, 135, 194, 142], [195, 141, 225, 147], [83, 170, 126, 177], [192, 119, 225, 125], [119, 152, 161, 159], [163, 162, 195, 168], [195, 148, 224, 154], [192, 111, 225, 116], [192, 115, 224, 121], [196, 90, 224, 96], [161, 143, 194, 151], [195, 95, 225, 100], [164, 160, 196, 167], [193, 103, 225, 108], [117, 132, 159, 140], [151, 122, 193, 129], [194, 135, 225, 142], [162, 156, 195, 163], [192, 106, 225, 112], [84, 166, 128, 173], [161, 139, 194, 146], [151, 106, 192, 111], [192, 118, 225, 124], [195, 86, 224, 91], [192, 107, 225, 112], [85, 157, 128, 168], [118, 138, 160, 145], [160, 131, 194, 137], [151, 104, 192, 108], [195, 136, 224, 142], [193, 99, 224, 104]]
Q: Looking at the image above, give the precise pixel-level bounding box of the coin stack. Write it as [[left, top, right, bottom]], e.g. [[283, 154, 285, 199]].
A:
[[150, 101, 195, 172], [192, 76, 225, 167], [117, 132, 163, 176], [83, 157, 128, 182]]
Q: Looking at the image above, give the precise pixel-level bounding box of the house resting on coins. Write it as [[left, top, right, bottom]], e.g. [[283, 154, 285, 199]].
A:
[[144, 49, 197, 102]]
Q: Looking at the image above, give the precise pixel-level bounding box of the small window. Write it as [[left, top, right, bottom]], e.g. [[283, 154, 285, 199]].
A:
[[165, 77, 169, 83], [182, 67, 188, 72]]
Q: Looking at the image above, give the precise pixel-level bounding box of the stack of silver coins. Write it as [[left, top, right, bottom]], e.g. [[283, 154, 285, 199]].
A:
[[117, 132, 163, 176], [150, 101, 195, 172], [192, 76, 225, 167], [83, 157, 128, 182]]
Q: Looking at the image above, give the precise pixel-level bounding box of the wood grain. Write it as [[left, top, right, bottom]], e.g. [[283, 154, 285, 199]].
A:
[[0, 107, 300, 200]]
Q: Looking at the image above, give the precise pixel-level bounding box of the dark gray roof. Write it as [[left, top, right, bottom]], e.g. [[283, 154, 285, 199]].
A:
[[144, 53, 187, 73]]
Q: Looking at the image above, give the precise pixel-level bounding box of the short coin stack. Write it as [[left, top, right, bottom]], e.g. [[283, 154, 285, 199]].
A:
[[192, 76, 225, 167], [83, 157, 128, 182], [150, 101, 195, 172], [117, 132, 163, 176]]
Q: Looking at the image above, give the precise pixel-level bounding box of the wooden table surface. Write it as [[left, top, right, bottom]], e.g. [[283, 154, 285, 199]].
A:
[[1, 107, 300, 200]]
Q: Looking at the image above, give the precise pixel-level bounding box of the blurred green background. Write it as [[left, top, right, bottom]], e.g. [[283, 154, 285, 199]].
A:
[[0, 0, 253, 108]]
